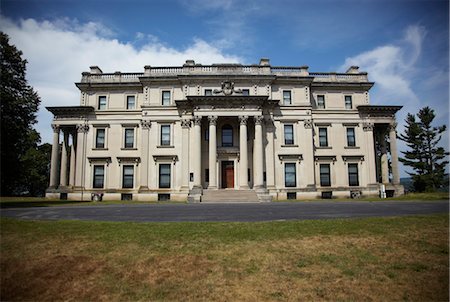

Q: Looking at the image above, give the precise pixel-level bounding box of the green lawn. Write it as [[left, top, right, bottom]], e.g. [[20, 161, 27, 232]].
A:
[[1, 214, 448, 301]]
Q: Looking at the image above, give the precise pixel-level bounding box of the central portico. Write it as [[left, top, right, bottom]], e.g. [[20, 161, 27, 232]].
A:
[[178, 94, 276, 202]]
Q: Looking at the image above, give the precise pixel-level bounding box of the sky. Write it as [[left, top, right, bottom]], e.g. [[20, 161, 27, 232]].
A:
[[1, 0, 449, 177]]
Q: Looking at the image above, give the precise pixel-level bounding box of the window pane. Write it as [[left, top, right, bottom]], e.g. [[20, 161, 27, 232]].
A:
[[161, 125, 170, 145], [285, 163, 296, 187], [159, 164, 171, 188], [242, 89, 249, 96], [347, 128, 355, 146], [317, 95, 325, 109], [205, 89, 212, 96], [319, 128, 328, 147], [283, 91, 291, 105], [93, 165, 104, 188], [222, 125, 233, 147], [162, 91, 171, 105], [98, 96, 107, 110], [345, 96, 352, 109], [284, 125, 294, 145], [96, 129, 105, 148], [127, 96, 135, 109], [348, 163, 359, 186], [125, 129, 134, 148], [123, 165, 134, 188], [320, 164, 331, 186]]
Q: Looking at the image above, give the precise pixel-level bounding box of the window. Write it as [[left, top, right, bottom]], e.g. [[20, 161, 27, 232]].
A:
[[122, 165, 134, 188], [317, 95, 325, 109], [283, 90, 292, 105], [285, 163, 296, 187], [242, 89, 250, 96], [98, 96, 107, 110], [124, 128, 134, 148], [320, 164, 331, 186], [205, 169, 209, 182], [95, 129, 105, 148], [348, 163, 359, 186], [284, 124, 294, 145], [222, 124, 233, 147], [345, 95, 352, 109], [205, 89, 213, 96], [161, 125, 171, 146], [347, 128, 356, 147], [127, 96, 136, 109], [319, 128, 328, 147], [162, 91, 171, 106], [93, 165, 104, 188], [205, 128, 209, 141], [159, 164, 171, 188]]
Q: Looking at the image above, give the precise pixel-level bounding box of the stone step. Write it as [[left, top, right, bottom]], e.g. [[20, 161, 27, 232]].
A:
[[202, 189, 260, 203]]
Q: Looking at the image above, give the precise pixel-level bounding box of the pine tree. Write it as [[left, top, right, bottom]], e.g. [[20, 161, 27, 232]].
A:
[[0, 32, 42, 195], [399, 106, 449, 192]]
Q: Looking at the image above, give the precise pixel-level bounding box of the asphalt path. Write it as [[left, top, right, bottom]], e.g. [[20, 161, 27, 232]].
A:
[[0, 200, 448, 222]]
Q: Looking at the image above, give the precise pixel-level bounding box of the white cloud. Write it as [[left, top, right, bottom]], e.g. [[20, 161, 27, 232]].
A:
[[1, 16, 243, 144]]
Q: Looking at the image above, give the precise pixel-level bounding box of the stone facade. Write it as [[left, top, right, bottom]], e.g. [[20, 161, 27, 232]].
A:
[[46, 58, 404, 201]]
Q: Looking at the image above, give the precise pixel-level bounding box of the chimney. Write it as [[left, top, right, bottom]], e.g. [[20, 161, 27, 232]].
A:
[[259, 58, 270, 66], [346, 66, 360, 74], [184, 60, 195, 66], [89, 66, 103, 74]]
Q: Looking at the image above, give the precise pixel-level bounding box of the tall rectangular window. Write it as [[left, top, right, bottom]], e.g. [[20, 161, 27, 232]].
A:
[[127, 96, 136, 109], [95, 129, 105, 148], [98, 96, 107, 110], [345, 95, 353, 109], [348, 163, 359, 186], [122, 165, 134, 188], [161, 125, 171, 146], [93, 165, 104, 188], [162, 91, 171, 106], [285, 163, 296, 187], [319, 128, 328, 147], [347, 128, 356, 147], [284, 124, 294, 145], [159, 164, 171, 188], [320, 164, 331, 187], [124, 128, 134, 148], [205, 89, 212, 96], [283, 90, 292, 105], [317, 95, 325, 109]]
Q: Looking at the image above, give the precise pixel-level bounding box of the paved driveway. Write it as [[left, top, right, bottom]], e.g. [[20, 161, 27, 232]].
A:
[[0, 200, 448, 222]]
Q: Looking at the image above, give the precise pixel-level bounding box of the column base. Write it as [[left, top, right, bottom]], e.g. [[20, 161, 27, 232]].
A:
[[239, 185, 250, 190], [207, 185, 218, 190]]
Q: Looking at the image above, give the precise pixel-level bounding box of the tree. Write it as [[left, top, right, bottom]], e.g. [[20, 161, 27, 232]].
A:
[[399, 106, 449, 192], [0, 32, 43, 195]]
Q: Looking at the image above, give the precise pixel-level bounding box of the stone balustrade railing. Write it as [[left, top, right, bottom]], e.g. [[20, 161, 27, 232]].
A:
[[81, 66, 369, 83]]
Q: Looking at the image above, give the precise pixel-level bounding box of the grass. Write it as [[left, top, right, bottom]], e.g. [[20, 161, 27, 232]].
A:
[[1, 214, 448, 301]]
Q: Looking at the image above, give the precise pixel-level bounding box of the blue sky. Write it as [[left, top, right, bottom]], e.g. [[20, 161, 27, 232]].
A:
[[1, 0, 449, 177]]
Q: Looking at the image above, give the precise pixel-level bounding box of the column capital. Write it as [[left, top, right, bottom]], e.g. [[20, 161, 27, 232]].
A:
[[193, 115, 202, 126], [51, 124, 60, 133], [304, 119, 313, 129], [141, 120, 151, 129], [208, 115, 218, 125], [239, 115, 248, 125], [181, 119, 191, 128], [254, 115, 264, 125], [388, 122, 397, 132], [363, 122, 374, 132], [76, 123, 89, 133]]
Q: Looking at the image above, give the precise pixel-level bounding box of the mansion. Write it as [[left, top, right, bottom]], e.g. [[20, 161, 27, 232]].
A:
[[46, 58, 404, 202]]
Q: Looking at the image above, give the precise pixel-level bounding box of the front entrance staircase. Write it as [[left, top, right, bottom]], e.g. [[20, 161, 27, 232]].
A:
[[202, 189, 271, 203]]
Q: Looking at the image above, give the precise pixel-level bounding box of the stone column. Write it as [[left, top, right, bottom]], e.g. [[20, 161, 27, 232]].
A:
[[49, 124, 60, 188], [208, 116, 218, 189], [181, 119, 191, 190], [363, 122, 377, 184], [389, 122, 400, 185], [59, 131, 69, 187], [265, 120, 275, 189], [139, 120, 151, 190], [253, 115, 264, 190], [69, 132, 76, 187], [192, 116, 202, 188], [239, 116, 249, 189], [380, 129, 389, 184], [75, 123, 89, 188]]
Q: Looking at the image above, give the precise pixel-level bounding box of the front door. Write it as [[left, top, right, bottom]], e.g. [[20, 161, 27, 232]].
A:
[[221, 161, 234, 188]]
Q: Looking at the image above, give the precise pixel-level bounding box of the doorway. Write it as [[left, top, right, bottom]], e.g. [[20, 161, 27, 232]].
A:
[[221, 161, 234, 188]]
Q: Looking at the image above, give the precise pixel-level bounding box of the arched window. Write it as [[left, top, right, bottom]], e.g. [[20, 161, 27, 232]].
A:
[[222, 124, 233, 147]]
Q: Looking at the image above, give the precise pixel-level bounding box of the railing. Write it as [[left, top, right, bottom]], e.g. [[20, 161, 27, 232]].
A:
[[81, 66, 369, 83]]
